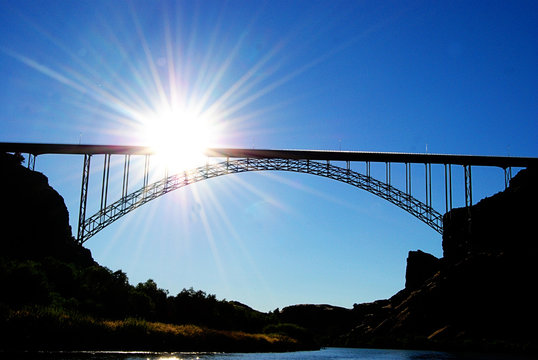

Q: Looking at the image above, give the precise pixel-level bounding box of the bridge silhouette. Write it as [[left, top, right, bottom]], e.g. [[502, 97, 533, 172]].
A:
[[2, 142, 537, 244]]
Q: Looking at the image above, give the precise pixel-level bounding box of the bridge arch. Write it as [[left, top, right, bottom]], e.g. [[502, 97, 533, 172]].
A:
[[79, 158, 443, 243]]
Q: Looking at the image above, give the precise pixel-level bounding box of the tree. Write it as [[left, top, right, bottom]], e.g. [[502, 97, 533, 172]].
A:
[[134, 279, 168, 320]]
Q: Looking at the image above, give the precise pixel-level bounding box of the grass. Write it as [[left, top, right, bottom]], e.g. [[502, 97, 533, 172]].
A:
[[0, 306, 307, 352]]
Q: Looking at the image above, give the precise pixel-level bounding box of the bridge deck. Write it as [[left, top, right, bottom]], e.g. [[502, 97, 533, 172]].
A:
[[1, 142, 537, 168]]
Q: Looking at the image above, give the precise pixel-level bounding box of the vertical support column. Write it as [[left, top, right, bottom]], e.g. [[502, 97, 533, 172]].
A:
[[429, 163, 432, 209], [385, 162, 391, 187], [77, 154, 91, 244], [121, 155, 131, 199], [163, 160, 169, 192], [120, 155, 131, 211], [100, 154, 111, 212], [504, 167, 512, 189], [464, 164, 473, 208], [27, 153, 36, 171], [405, 163, 412, 202], [423, 163, 432, 221], [366, 161, 371, 178], [464, 164, 473, 253], [444, 164, 453, 214], [425, 163, 429, 208], [143, 154, 150, 189], [448, 165, 453, 210], [424, 163, 432, 210]]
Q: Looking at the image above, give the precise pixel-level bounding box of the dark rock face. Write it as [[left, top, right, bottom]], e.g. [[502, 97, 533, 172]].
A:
[[342, 167, 538, 353], [442, 167, 538, 262], [0, 152, 93, 266], [405, 250, 440, 290]]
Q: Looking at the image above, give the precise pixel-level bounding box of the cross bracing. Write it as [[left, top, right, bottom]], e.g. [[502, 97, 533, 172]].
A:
[[80, 158, 443, 243]]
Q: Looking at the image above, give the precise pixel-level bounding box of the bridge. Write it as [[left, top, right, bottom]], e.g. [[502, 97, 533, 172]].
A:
[[2, 142, 537, 244]]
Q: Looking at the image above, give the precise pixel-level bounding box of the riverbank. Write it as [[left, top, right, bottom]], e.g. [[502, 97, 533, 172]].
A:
[[0, 306, 308, 353]]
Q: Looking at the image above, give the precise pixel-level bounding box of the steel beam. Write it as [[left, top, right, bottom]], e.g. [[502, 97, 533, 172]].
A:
[[77, 154, 91, 244], [504, 167, 512, 189], [444, 164, 453, 213], [27, 153, 36, 170], [2, 142, 537, 168], [143, 154, 150, 188], [121, 155, 130, 199], [464, 165, 472, 208], [406, 163, 412, 199], [100, 154, 111, 212]]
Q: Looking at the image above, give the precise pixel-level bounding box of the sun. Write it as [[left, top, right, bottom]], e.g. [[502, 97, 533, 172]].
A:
[[142, 106, 215, 173]]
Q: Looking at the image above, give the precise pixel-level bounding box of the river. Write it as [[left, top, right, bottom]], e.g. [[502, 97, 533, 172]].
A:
[[6, 348, 535, 360]]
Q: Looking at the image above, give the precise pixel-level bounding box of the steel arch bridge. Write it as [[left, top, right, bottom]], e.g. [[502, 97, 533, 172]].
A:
[[81, 158, 444, 243], [2, 142, 537, 244]]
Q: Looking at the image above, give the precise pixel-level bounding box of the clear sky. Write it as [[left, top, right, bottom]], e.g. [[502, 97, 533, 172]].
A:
[[1, 0, 536, 312]]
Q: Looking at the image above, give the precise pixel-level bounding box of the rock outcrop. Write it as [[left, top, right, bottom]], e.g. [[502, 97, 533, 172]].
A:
[[342, 167, 538, 353], [442, 167, 538, 262], [405, 250, 440, 290], [0, 152, 93, 266]]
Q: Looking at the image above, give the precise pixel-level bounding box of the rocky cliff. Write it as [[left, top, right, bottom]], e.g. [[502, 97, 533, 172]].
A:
[[342, 167, 538, 353], [0, 152, 93, 266]]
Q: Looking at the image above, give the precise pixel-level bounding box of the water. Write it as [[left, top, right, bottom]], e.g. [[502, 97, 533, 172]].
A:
[[5, 348, 535, 360]]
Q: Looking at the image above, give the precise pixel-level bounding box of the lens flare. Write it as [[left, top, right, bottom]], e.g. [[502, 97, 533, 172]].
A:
[[141, 106, 214, 173]]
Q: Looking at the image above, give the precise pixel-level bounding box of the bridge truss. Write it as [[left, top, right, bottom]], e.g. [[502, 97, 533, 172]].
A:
[[1, 143, 536, 244], [81, 158, 444, 242]]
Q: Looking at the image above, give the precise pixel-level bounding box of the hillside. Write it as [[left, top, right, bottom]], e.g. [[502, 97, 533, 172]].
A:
[[0, 152, 314, 352]]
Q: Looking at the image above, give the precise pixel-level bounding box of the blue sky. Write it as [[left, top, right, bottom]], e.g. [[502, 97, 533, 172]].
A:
[[1, 0, 536, 312]]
